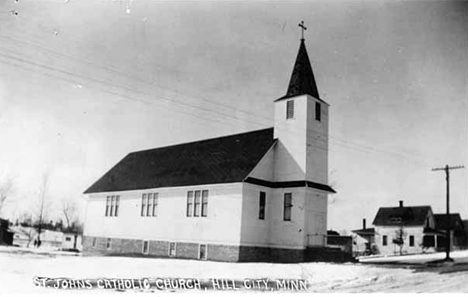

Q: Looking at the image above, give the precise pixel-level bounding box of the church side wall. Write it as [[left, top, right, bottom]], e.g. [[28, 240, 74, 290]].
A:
[[306, 96, 329, 184], [83, 183, 244, 260]]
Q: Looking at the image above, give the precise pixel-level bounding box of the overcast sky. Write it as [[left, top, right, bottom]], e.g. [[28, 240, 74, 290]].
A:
[[0, 0, 466, 232]]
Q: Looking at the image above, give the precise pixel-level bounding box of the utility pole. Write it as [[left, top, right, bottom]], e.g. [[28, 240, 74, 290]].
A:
[[432, 165, 464, 261]]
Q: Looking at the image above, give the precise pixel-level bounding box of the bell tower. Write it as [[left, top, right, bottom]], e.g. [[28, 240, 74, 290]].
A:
[[273, 33, 329, 185]]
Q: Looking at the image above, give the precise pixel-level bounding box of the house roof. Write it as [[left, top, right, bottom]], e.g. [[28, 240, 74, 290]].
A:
[[433, 213, 464, 230], [84, 128, 276, 194], [275, 39, 323, 102], [352, 228, 375, 236], [372, 206, 432, 226]]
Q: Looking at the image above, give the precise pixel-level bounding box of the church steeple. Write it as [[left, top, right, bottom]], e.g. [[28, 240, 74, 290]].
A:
[[277, 38, 320, 101]]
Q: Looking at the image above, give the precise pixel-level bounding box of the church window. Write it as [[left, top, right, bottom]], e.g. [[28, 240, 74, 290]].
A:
[[147, 193, 153, 217], [152, 193, 158, 217], [259, 192, 266, 220], [105, 197, 110, 216], [106, 238, 111, 249], [199, 244, 207, 260], [141, 193, 158, 217], [114, 196, 120, 216], [286, 100, 294, 119], [142, 241, 149, 254], [169, 242, 176, 257], [141, 194, 147, 216], [283, 193, 292, 221], [187, 191, 194, 217], [92, 237, 97, 247], [201, 190, 209, 217], [109, 196, 114, 217], [315, 102, 321, 121], [409, 235, 414, 247], [194, 191, 201, 217], [382, 235, 387, 246]]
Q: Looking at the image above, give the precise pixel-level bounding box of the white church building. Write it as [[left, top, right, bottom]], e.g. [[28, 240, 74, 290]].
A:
[[82, 36, 336, 262]]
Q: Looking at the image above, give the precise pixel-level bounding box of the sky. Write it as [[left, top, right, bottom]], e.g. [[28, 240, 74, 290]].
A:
[[0, 0, 466, 232]]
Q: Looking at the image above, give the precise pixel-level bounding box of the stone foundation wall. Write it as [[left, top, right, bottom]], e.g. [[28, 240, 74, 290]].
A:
[[83, 236, 315, 263]]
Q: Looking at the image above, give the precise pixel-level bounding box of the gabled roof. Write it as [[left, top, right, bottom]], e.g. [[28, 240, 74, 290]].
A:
[[433, 213, 464, 230], [84, 128, 276, 194], [372, 206, 432, 227], [276, 39, 322, 102], [352, 228, 375, 236]]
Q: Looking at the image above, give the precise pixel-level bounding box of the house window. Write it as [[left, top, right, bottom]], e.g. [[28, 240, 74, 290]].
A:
[[383, 235, 387, 246], [283, 193, 292, 221], [409, 235, 414, 247], [169, 242, 176, 257], [187, 191, 194, 217], [142, 241, 149, 254], [92, 237, 97, 247], [286, 100, 294, 119], [315, 102, 321, 121], [259, 192, 266, 220], [199, 244, 207, 260], [105, 197, 110, 216], [106, 238, 111, 250], [194, 191, 201, 217], [201, 190, 208, 217]]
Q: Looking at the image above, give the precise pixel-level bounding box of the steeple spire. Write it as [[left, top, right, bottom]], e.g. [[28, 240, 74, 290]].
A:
[[276, 35, 320, 101]]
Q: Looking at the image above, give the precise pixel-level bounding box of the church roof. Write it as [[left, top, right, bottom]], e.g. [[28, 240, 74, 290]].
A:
[[372, 205, 432, 227], [84, 128, 276, 194], [276, 39, 322, 102]]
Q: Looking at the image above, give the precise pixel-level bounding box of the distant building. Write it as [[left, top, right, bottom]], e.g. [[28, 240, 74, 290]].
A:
[[82, 37, 338, 262], [62, 232, 82, 251], [353, 201, 467, 256]]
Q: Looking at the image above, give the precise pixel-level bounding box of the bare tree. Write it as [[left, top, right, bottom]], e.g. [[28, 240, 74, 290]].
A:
[[35, 173, 50, 247], [393, 225, 407, 255], [61, 198, 77, 230], [0, 176, 14, 217]]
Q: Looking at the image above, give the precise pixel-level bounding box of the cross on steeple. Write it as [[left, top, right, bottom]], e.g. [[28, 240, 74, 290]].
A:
[[298, 21, 307, 40]]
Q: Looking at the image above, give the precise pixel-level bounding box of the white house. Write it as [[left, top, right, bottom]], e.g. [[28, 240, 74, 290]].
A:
[[82, 37, 336, 262]]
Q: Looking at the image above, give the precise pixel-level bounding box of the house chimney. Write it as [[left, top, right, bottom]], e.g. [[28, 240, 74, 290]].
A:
[[363, 218, 366, 229], [399, 200, 403, 207]]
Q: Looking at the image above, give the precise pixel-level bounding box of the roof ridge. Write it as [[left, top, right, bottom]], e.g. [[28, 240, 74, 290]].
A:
[[129, 127, 274, 155]]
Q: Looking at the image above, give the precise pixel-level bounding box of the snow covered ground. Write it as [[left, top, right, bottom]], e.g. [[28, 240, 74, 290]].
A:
[[0, 246, 466, 294]]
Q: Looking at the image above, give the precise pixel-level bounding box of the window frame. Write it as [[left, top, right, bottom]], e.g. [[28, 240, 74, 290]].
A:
[[141, 194, 147, 217], [382, 235, 387, 246], [409, 235, 414, 247], [106, 238, 111, 250], [152, 193, 158, 217], [259, 192, 266, 220], [142, 240, 149, 254], [315, 102, 321, 121], [194, 190, 201, 217], [92, 237, 97, 248], [168, 242, 176, 257], [114, 196, 120, 217], [201, 190, 208, 217], [105, 197, 110, 217], [186, 191, 194, 217], [199, 244, 207, 260], [283, 193, 292, 221], [109, 196, 115, 217], [147, 193, 153, 217], [286, 100, 294, 119]]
